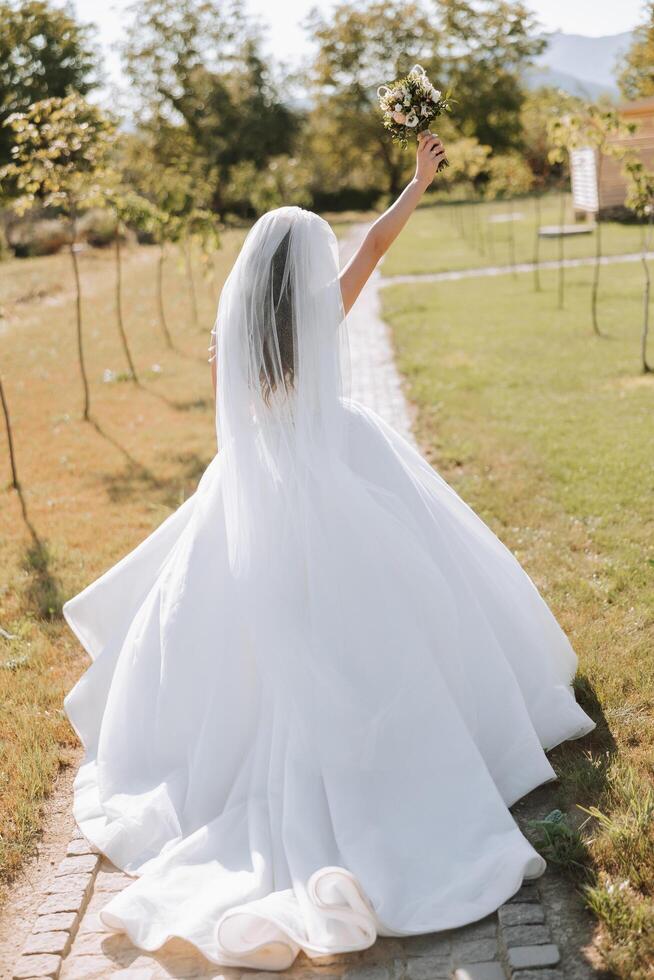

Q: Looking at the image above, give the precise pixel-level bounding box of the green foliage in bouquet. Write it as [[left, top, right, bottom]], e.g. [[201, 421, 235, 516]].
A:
[[377, 64, 453, 169]]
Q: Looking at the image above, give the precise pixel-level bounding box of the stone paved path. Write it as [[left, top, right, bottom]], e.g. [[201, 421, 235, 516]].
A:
[[343, 234, 415, 444], [12, 223, 569, 980]]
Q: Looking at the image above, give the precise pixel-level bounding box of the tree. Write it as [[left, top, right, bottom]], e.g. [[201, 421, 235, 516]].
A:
[[304, 0, 542, 200], [185, 208, 221, 308], [437, 137, 492, 251], [619, 2, 654, 101], [150, 213, 175, 349], [437, 137, 491, 193], [546, 116, 572, 311], [103, 186, 167, 378], [0, 375, 19, 490], [549, 106, 635, 334], [298, 107, 397, 210], [432, 0, 545, 153], [1, 94, 115, 420], [521, 88, 583, 291], [225, 155, 313, 217], [121, 0, 298, 216], [118, 129, 219, 338], [624, 157, 654, 373], [486, 153, 533, 275], [520, 87, 582, 182], [121, 0, 243, 112], [0, 0, 98, 166], [305, 0, 444, 196]]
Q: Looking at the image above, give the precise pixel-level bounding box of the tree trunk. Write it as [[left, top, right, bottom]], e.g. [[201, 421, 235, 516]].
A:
[[0, 375, 19, 489], [487, 202, 495, 261], [69, 210, 90, 420], [472, 196, 485, 255], [641, 216, 653, 373], [115, 231, 139, 381], [208, 260, 220, 307], [533, 193, 541, 292], [460, 200, 468, 242], [377, 134, 401, 197], [557, 189, 566, 310], [591, 155, 603, 336], [157, 242, 174, 348], [184, 238, 199, 328], [211, 175, 226, 222], [508, 197, 516, 277]]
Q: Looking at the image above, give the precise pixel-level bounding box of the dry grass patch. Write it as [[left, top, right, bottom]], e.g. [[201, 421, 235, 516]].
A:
[[0, 229, 246, 897]]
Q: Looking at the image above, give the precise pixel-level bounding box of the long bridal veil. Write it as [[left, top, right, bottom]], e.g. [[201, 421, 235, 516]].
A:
[[215, 206, 351, 576]]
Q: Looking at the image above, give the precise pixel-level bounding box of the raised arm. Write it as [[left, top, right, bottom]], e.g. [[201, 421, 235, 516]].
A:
[[339, 132, 446, 316]]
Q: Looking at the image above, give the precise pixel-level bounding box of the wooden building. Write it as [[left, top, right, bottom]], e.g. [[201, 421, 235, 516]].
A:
[[570, 96, 654, 217]]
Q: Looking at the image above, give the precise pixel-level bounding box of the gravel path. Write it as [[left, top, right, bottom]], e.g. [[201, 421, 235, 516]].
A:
[[8, 223, 599, 980], [381, 249, 654, 286]]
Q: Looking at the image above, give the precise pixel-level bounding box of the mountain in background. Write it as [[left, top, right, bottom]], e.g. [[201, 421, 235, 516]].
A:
[[525, 30, 634, 100]]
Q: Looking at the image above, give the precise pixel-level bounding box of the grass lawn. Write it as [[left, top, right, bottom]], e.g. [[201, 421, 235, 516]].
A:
[[382, 260, 654, 978], [0, 229, 247, 897], [382, 192, 648, 277]]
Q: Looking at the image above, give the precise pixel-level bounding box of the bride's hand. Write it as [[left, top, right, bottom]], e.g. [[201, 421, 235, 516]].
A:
[[415, 132, 446, 187]]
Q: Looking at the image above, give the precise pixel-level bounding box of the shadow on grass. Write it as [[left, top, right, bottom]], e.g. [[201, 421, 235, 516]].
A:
[[89, 416, 166, 504], [172, 347, 208, 364], [102, 466, 167, 505], [552, 673, 618, 811], [88, 417, 153, 472], [90, 418, 211, 508], [11, 484, 65, 620], [170, 396, 212, 413], [159, 451, 212, 510], [522, 673, 617, 880], [151, 338, 207, 363], [173, 450, 212, 481], [139, 383, 212, 413]]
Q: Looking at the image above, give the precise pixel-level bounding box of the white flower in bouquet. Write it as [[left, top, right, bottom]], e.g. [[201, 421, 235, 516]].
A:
[[377, 64, 453, 168]]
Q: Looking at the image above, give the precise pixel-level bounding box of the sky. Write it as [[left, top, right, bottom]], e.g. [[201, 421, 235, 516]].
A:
[[63, 0, 648, 94]]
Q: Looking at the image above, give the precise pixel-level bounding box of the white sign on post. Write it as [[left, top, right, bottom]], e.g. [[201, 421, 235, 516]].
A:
[[570, 147, 599, 213]]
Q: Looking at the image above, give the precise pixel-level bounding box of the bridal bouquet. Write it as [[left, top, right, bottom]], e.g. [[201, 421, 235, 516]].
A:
[[377, 64, 452, 169]]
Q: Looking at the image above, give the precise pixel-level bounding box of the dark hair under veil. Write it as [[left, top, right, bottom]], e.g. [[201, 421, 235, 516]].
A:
[[261, 228, 294, 406], [213, 206, 350, 574]]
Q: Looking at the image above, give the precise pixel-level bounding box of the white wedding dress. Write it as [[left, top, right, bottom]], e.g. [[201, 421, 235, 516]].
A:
[[63, 206, 595, 970]]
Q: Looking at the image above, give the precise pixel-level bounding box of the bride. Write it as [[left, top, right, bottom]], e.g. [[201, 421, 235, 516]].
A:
[[63, 132, 595, 969]]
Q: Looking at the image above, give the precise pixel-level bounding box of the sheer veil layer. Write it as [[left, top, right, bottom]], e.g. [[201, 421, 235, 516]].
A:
[[63, 205, 595, 969]]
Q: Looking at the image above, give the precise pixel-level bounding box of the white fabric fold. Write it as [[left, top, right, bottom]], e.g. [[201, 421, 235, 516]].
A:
[[63, 206, 595, 969]]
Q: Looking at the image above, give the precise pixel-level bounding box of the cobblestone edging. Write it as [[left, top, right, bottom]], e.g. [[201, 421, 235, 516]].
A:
[[12, 223, 565, 978], [496, 882, 563, 980], [11, 842, 563, 979], [11, 825, 101, 979]]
